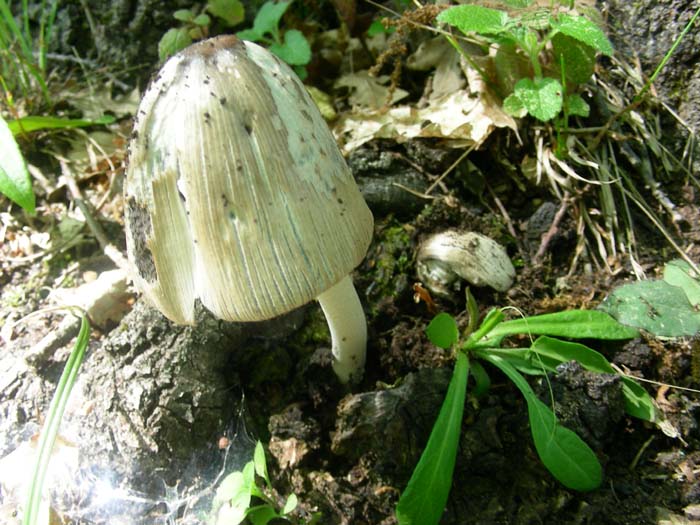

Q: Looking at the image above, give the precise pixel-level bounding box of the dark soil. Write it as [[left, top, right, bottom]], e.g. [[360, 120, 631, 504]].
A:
[[2, 1, 700, 525]]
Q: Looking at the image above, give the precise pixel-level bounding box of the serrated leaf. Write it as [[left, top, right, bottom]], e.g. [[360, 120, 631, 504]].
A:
[[566, 93, 590, 117], [552, 32, 596, 85], [512, 77, 563, 122], [0, 114, 35, 213], [173, 9, 194, 22], [207, 0, 245, 26], [269, 29, 311, 65], [396, 352, 468, 525], [551, 13, 613, 56], [253, 0, 291, 38], [158, 27, 192, 61], [599, 279, 700, 337], [426, 313, 460, 349], [437, 5, 510, 35]]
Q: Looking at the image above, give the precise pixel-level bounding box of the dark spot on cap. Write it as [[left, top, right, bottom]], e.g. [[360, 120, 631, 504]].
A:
[[126, 197, 157, 283], [337, 198, 344, 204], [220, 97, 227, 105], [204, 112, 212, 124], [222, 194, 229, 207]]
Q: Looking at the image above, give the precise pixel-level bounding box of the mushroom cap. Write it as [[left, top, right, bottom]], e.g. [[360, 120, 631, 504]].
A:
[[124, 36, 374, 324]]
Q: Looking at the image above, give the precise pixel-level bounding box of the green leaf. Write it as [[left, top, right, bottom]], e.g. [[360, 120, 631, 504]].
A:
[[282, 493, 298, 514], [599, 280, 700, 337], [512, 77, 563, 122], [566, 93, 590, 117], [173, 9, 195, 22], [551, 13, 613, 56], [236, 28, 262, 41], [252, 0, 291, 40], [437, 5, 510, 35], [470, 360, 491, 397], [269, 29, 311, 65], [193, 13, 211, 26], [367, 19, 393, 36], [396, 352, 469, 525], [531, 336, 615, 374], [158, 27, 192, 61], [215, 469, 252, 520], [664, 259, 700, 307], [485, 354, 602, 491], [8, 114, 115, 135], [503, 92, 527, 118], [552, 33, 596, 85], [0, 114, 35, 213], [247, 505, 279, 525], [426, 313, 460, 349], [207, 0, 245, 26], [487, 310, 639, 341], [253, 441, 270, 486]]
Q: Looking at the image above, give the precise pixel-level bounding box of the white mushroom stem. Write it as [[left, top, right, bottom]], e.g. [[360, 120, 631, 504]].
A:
[[317, 275, 367, 383]]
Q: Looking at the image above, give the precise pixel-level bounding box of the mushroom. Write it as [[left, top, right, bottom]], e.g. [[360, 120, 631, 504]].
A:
[[416, 230, 515, 297], [124, 36, 374, 383]]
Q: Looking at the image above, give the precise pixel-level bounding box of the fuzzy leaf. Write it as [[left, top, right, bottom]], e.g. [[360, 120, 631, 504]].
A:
[[437, 5, 510, 35], [663, 259, 700, 307], [512, 77, 563, 122], [503, 92, 527, 118], [551, 14, 613, 56], [0, 114, 35, 213]]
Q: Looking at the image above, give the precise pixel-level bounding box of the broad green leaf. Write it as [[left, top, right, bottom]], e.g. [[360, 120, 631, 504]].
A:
[[252, 0, 291, 39], [494, 42, 530, 94], [193, 13, 211, 26], [426, 313, 460, 349], [487, 310, 639, 341], [207, 0, 245, 26], [396, 352, 469, 525], [502, 0, 534, 6], [215, 470, 252, 514], [0, 114, 35, 213], [236, 28, 262, 41], [503, 92, 527, 118], [485, 354, 602, 491], [552, 32, 596, 85], [8, 114, 115, 135], [158, 27, 192, 60], [664, 259, 700, 307], [173, 9, 195, 22], [566, 93, 590, 117], [530, 337, 656, 421], [269, 29, 311, 65], [437, 5, 510, 35], [599, 280, 700, 337], [282, 493, 298, 514], [253, 441, 270, 485], [512, 77, 563, 122], [531, 336, 615, 374], [247, 505, 278, 525], [551, 13, 613, 56]]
